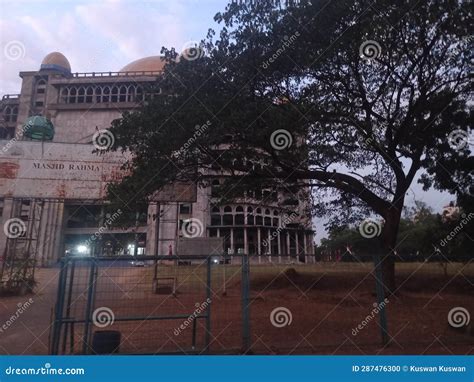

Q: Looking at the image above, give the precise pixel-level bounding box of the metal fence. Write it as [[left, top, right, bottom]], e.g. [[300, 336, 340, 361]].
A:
[[50, 254, 473, 355]]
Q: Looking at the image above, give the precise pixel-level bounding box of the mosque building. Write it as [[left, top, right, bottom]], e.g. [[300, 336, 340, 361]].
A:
[[0, 51, 314, 270]]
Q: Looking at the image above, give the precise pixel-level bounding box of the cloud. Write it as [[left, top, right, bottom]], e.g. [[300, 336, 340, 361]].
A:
[[0, 0, 195, 94]]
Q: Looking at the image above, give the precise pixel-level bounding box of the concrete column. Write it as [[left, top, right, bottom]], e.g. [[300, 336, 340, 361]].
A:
[[286, 231, 291, 262], [146, 203, 158, 256], [277, 230, 281, 264], [257, 227, 261, 264], [37, 201, 50, 265], [0, 197, 14, 257], [158, 202, 178, 255], [244, 227, 248, 255], [51, 201, 65, 264], [295, 231, 299, 263], [303, 233, 308, 264], [267, 229, 272, 263]]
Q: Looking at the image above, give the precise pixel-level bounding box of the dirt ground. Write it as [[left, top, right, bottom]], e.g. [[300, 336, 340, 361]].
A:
[[0, 261, 472, 355]]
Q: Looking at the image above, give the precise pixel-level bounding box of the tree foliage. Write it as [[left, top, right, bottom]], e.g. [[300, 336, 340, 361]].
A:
[[106, 0, 472, 286]]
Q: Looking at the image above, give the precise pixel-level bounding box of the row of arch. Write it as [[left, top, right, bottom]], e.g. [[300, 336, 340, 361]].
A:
[[210, 205, 293, 227], [59, 85, 147, 104]]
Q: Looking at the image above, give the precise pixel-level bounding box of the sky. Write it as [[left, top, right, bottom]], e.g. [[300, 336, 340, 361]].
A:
[[0, 0, 456, 242]]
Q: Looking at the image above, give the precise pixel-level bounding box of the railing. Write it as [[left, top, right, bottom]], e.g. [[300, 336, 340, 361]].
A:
[[72, 71, 162, 78], [2, 94, 20, 100]]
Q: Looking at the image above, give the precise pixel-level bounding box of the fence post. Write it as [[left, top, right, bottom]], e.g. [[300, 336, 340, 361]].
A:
[[82, 259, 98, 354], [51, 258, 68, 355], [205, 256, 212, 353], [373, 251, 389, 345], [241, 254, 251, 353]]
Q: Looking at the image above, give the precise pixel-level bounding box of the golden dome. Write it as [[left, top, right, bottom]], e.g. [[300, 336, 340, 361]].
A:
[[40, 52, 71, 73], [120, 56, 166, 72]]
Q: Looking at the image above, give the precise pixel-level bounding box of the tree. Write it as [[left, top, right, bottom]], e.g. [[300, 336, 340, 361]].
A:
[[106, 0, 472, 292]]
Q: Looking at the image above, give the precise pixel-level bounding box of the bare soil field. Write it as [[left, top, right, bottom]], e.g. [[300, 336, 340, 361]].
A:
[[0, 261, 472, 355]]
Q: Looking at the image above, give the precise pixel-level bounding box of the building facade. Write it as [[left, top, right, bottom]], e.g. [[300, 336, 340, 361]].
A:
[[0, 52, 314, 266]]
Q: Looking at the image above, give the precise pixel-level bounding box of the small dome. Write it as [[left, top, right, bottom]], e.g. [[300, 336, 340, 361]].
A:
[[40, 52, 71, 73], [120, 56, 166, 72], [22, 116, 55, 141]]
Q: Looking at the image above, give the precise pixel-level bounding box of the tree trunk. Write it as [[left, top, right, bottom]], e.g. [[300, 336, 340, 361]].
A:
[[380, 205, 403, 294]]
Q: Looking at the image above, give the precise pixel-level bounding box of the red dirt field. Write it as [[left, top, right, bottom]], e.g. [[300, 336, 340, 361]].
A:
[[0, 262, 472, 355]]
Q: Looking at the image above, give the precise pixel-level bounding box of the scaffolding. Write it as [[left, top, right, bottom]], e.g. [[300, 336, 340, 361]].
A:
[[0, 198, 44, 295]]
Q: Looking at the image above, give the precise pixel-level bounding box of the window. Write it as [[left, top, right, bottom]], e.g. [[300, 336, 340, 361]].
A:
[[179, 203, 192, 214], [211, 179, 220, 197], [77, 87, 85, 103], [3, 106, 18, 123], [119, 86, 127, 102], [60, 88, 68, 103], [35, 101, 44, 107], [111, 86, 118, 102], [3, 106, 11, 122], [69, 87, 77, 103], [36, 79, 46, 94], [223, 206, 233, 226], [86, 87, 94, 103], [211, 213, 221, 226], [235, 206, 244, 225]]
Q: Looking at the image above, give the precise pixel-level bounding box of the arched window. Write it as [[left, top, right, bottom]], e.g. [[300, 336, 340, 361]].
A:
[[235, 206, 244, 225], [126, 85, 135, 102], [223, 206, 233, 226], [69, 87, 77, 103], [210, 206, 221, 226], [36, 79, 46, 94], [119, 86, 127, 102], [102, 86, 110, 103], [256, 208, 263, 225], [77, 87, 85, 103], [60, 88, 68, 103], [3, 106, 11, 122], [111, 86, 119, 102], [86, 87, 94, 103], [246, 207, 254, 226], [95, 87, 103, 103], [211, 179, 220, 197], [136, 86, 144, 102], [11, 106, 18, 122]]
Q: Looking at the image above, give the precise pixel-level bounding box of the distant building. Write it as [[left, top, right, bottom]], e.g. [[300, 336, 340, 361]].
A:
[[0, 52, 314, 266]]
